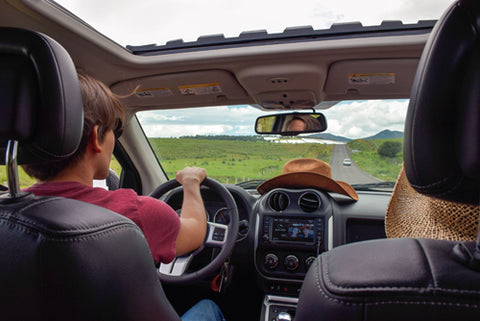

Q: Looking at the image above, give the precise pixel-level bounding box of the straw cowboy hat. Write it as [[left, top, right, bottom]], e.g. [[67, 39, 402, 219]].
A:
[[257, 158, 358, 201], [385, 164, 479, 241]]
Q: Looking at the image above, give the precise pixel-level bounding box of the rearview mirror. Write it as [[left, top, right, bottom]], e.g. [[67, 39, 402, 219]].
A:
[[255, 112, 327, 136]]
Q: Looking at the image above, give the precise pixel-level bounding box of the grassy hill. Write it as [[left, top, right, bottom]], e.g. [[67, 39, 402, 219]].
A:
[[308, 132, 351, 142], [347, 137, 403, 182], [362, 129, 403, 140]]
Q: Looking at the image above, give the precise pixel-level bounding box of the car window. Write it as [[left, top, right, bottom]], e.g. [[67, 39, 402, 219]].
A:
[[137, 99, 407, 191], [0, 156, 122, 190]]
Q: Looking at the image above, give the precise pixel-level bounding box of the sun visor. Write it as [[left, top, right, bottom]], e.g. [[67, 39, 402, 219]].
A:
[[111, 70, 250, 110], [324, 59, 419, 101]]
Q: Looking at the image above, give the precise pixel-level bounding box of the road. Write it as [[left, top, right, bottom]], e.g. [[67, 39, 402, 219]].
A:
[[329, 144, 382, 184]]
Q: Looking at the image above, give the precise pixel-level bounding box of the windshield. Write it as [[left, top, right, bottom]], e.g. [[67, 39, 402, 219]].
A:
[[137, 100, 407, 191], [53, 0, 455, 47]]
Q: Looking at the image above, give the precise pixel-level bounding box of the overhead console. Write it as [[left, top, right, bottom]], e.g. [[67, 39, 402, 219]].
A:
[[236, 63, 326, 110]]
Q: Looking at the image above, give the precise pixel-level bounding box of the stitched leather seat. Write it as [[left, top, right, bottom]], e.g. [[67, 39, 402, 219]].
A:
[[295, 0, 480, 319], [0, 28, 181, 321]]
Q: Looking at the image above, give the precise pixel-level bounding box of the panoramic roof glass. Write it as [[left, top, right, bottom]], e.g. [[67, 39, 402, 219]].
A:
[[53, 0, 455, 47]]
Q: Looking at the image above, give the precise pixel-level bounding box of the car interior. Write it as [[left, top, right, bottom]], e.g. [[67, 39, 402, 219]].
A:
[[0, 0, 479, 320]]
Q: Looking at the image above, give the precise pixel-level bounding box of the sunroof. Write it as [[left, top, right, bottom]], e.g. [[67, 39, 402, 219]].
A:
[[53, 0, 456, 47]]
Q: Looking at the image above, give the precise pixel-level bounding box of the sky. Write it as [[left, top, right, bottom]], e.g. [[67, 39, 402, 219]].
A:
[[55, 0, 455, 139], [56, 0, 455, 47], [137, 100, 409, 139]]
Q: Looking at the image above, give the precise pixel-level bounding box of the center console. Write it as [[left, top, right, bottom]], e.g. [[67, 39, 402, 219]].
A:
[[254, 188, 333, 320]]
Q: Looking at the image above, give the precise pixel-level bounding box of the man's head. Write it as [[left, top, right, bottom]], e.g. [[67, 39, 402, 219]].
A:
[[287, 118, 306, 131], [286, 114, 323, 132], [23, 71, 125, 181]]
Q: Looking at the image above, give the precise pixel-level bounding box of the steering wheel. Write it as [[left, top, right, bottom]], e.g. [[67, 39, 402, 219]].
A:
[[149, 177, 239, 285]]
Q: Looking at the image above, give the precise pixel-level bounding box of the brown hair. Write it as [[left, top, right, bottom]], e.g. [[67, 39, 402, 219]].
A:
[[288, 114, 323, 131], [23, 71, 125, 181]]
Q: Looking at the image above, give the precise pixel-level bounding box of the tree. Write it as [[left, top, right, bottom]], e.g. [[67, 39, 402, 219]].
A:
[[377, 141, 401, 158]]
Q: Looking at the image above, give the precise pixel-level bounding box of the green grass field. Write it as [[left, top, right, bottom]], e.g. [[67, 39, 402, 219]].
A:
[[0, 136, 402, 189], [347, 138, 403, 182], [149, 138, 333, 183]]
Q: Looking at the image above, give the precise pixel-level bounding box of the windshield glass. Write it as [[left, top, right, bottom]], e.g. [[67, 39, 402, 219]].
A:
[[137, 100, 407, 191], [53, 0, 455, 47]]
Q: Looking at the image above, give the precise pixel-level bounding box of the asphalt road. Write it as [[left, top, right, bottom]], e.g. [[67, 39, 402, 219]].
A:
[[329, 144, 382, 184]]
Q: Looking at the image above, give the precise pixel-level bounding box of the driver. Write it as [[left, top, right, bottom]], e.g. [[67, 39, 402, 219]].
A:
[[22, 71, 225, 321], [286, 114, 323, 132]]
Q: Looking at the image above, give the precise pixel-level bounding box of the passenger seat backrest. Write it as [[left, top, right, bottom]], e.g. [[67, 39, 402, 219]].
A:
[[0, 28, 181, 321], [404, 0, 480, 205], [295, 1, 480, 320]]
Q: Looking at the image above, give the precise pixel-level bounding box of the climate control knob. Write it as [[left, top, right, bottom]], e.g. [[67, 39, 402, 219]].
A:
[[264, 253, 279, 269], [284, 255, 299, 271], [305, 256, 316, 270]]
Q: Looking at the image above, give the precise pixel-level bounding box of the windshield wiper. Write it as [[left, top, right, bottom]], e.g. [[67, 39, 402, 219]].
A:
[[236, 180, 396, 191], [351, 182, 396, 191]]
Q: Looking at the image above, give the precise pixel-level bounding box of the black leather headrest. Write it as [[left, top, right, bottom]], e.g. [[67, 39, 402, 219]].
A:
[[0, 28, 83, 164], [404, 0, 480, 205]]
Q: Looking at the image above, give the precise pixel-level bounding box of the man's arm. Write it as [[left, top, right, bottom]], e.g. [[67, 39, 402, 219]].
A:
[[174, 166, 208, 256]]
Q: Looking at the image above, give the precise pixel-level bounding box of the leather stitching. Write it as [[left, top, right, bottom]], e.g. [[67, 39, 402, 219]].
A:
[[321, 252, 480, 295], [312, 256, 480, 308], [0, 197, 132, 233], [0, 219, 142, 242]]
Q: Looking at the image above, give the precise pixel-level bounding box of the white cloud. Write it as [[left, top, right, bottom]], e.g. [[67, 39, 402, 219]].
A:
[[138, 105, 268, 137], [137, 100, 409, 138], [322, 100, 408, 138]]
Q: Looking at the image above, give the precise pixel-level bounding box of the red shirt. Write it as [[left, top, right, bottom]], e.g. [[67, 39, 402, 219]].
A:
[[25, 182, 180, 264]]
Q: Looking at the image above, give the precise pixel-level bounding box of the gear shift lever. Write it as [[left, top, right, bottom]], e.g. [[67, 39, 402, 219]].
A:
[[276, 311, 292, 321]]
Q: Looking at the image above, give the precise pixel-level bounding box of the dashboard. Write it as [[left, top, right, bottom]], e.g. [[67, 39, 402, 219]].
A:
[[253, 187, 389, 297], [161, 184, 389, 297]]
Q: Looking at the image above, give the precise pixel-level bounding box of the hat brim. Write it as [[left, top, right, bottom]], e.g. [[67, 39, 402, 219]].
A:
[[257, 172, 358, 201], [385, 165, 479, 241]]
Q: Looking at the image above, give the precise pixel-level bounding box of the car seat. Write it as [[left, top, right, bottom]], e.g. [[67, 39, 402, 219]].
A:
[[0, 27, 181, 321], [295, 0, 480, 320]]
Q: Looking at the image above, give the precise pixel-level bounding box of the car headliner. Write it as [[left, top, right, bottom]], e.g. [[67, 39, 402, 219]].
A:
[[2, 1, 430, 114]]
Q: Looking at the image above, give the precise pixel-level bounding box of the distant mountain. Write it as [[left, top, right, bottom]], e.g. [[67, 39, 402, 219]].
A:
[[304, 130, 403, 142], [362, 130, 403, 140], [307, 132, 351, 142]]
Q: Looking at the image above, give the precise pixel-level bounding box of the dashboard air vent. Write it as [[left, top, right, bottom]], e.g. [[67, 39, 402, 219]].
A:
[[269, 192, 289, 211], [299, 193, 320, 212]]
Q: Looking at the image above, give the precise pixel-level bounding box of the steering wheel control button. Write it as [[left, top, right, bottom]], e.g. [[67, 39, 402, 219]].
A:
[[284, 255, 299, 271], [212, 227, 226, 241], [264, 253, 279, 269]]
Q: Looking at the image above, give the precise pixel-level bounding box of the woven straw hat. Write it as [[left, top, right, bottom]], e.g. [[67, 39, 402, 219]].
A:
[[385, 164, 479, 241], [257, 158, 358, 201]]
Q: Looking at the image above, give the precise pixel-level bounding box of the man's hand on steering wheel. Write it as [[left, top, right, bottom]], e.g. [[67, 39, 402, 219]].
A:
[[149, 176, 239, 285], [173, 167, 208, 257]]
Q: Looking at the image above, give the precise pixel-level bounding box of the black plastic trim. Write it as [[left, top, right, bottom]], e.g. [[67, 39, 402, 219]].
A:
[[127, 20, 436, 56]]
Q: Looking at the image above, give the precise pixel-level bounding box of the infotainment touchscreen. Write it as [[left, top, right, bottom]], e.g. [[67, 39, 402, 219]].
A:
[[271, 217, 315, 243]]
